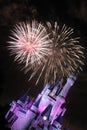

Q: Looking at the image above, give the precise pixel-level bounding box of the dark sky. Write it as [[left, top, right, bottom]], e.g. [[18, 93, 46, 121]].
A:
[[0, 0, 87, 129]]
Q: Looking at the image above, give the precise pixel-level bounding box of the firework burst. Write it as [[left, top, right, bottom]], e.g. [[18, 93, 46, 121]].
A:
[[8, 21, 85, 85], [8, 21, 52, 68], [28, 22, 85, 85], [41, 22, 85, 84]]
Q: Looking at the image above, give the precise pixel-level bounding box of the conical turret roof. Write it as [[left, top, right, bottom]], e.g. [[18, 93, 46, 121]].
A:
[[34, 97, 42, 108], [41, 104, 52, 120]]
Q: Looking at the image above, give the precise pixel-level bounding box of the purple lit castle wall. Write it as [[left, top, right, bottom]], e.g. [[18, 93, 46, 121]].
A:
[[5, 75, 76, 130]]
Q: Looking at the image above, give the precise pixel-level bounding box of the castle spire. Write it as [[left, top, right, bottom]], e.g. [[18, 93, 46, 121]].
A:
[[41, 104, 52, 120], [17, 88, 30, 105], [49, 82, 60, 97], [34, 97, 42, 108], [19, 93, 28, 103], [49, 82, 59, 90]]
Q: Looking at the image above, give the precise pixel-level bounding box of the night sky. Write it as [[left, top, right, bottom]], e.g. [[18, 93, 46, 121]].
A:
[[0, 0, 87, 129]]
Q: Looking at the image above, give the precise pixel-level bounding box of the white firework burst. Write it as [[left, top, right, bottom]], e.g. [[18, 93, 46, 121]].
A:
[[41, 21, 85, 84]]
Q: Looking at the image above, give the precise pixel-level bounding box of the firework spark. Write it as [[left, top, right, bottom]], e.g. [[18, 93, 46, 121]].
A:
[[8, 21, 85, 85]]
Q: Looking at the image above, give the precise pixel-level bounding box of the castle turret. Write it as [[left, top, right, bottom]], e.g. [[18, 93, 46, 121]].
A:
[[59, 75, 76, 98], [50, 75, 76, 123]]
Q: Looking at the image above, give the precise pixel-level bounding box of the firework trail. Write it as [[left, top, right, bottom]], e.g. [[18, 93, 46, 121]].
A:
[[8, 21, 85, 85]]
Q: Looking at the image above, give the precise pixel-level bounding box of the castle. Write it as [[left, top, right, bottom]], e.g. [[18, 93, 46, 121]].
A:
[[5, 75, 76, 130]]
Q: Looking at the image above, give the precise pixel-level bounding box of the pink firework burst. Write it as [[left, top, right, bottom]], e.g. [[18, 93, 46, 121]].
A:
[[8, 21, 52, 68]]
